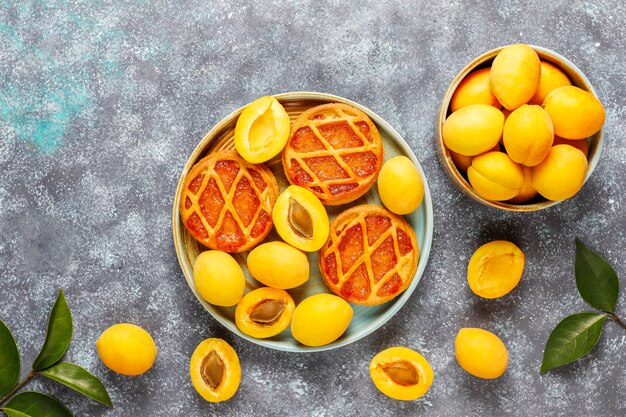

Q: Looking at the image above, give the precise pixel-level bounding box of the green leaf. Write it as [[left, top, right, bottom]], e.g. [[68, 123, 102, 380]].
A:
[[1, 391, 73, 417], [32, 290, 73, 371], [575, 239, 619, 313], [540, 312, 606, 373], [38, 362, 112, 407], [0, 320, 20, 397]]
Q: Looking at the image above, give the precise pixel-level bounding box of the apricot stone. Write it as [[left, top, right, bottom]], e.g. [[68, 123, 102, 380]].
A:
[[503, 104, 554, 167], [531, 144, 588, 201], [490, 44, 541, 110]]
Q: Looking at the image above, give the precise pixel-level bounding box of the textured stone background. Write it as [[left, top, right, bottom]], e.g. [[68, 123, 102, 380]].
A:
[[1, 0, 625, 416]]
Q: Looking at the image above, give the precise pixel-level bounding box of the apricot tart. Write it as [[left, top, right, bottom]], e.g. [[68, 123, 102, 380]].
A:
[[180, 150, 279, 252], [319, 204, 419, 305], [282, 103, 384, 205]]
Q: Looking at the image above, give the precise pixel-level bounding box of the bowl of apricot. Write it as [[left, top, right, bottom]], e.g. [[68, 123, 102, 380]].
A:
[[436, 44, 605, 211]]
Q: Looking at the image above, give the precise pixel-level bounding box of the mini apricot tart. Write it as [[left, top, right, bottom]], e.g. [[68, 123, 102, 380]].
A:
[[180, 150, 279, 252], [319, 204, 419, 306], [235, 287, 295, 339], [282, 103, 384, 205]]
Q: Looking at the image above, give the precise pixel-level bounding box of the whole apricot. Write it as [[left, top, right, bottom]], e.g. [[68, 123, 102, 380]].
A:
[[190, 338, 240, 403], [443, 104, 504, 156], [543, 85, 605, 139], [193, 250, 245, 307], [467, 152, 524, 201], [450, 68, 500, 112], [247, 241, 309, 289], [96, 323, 157, 376], [450, 144, 500, 172], [528, 61, 571, 105], [377, 156, 424, 215], [291, 294, 353, 347], [531, 144, 588, 201], [490, 44, 541, 110], [455, 328, 508, 379], [467, 241, 525, 298], [370, 347, 434, 401], [553, 135, 589, 157], [508, 167, 538, 204], [503, 104, 554, 166], [235, 287, 295, 339]]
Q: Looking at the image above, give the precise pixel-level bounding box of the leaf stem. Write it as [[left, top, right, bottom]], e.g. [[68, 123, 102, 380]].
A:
[[608, 312, 626, 330], [0, 371, 35, 407]]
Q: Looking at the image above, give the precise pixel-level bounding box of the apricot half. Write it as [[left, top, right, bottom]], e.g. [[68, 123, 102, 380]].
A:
[[528, 61, 571, 105], [503, 104, 554, 166], [273, 185, 329, 252], [467, 241, 525, 299], [450, 68, 500, 112], [443, 104, 504, 156], [377, 156, 424, 215], [247, 241, 309, 289], [193, 251, 245, 307], [96, 323, 157, 376], [531, 144, 588, 201], [190, 338, 240, 403], [508, 167, 538, 204], [543, 86, 605, 139], [290, 293, 353, 346], [370, 347, 434, 401], [490, 44, 541, 110], [234, 96, 290, 163], [467, 152, 524, 201], [455, 328, 508, 379], [235, 287, 295, 339]]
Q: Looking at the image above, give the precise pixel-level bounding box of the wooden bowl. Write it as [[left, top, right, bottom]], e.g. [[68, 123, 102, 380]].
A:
[[436, 45, 605, 211], [173, 92, 434, 352]]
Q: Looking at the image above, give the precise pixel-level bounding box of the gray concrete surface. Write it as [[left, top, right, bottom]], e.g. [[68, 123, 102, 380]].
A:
[[1, 0, 625, 415]]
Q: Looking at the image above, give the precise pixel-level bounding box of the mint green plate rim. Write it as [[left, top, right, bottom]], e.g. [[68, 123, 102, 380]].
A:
[[173, 91, 434, 352]]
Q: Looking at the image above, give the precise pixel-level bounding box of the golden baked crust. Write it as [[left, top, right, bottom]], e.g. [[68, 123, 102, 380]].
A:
[[282, 103, 384, 205], [319, 204, 419, 305], [180, 150, 279, 252]]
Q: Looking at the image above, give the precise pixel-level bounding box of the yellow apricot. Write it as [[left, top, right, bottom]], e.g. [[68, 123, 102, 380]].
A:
[[193, 251, 245, 307], [377, 156, 424, 215], [503, 104, 554, 166], [291, 294, 353, 347], [528, 61, 571, 105], [234, 96, 290, 163], [190, 338, 240, 403], [543, 86, 605, 139], [235, 287, 295, 339], [490, 44, 541, 110], [443, 104, 504, 156], [370, 347, 434, 401], [96, 324, 157, 376], [531, 144, 588, 201], [450, 68, 501, 112], [467, 152, 524, 201], [247, 241, 309, 289], [467, 241, 525, 298], [508, 167, 538, 204], [455, 328, 508, 379], [553, 135, 589, 157], [450, 145, 499, 172]]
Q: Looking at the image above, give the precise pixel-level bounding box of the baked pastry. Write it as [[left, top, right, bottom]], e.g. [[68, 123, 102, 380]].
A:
[[282, 103, 384, 205], [319, 204, 419, 305], [180, 150, 279, 252]]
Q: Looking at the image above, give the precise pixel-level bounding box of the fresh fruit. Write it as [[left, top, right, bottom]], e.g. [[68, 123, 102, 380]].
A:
[[455, 328, 508, 379], [543, 85, 605, 139], [442, 104, 505, 156], [235, 287, 295, 339], [502, 104, 554, 166], [528, 61, 571, 105], [234, 96, 290, 163], [272, 185, 329, 252], [290, 294, 353, 346], [489, 44, 541, 110], [190, 338, 240, 403], [531, 144, 588, 201], [377, 156, 424, 215], [96, 323, 157, 376], [193, 250, 245, 307], [467, 241, 525, 298], [467, 152, 524, 201], [553, 135, 589, 157], [450, 68, 500, 112], [508, 167, 538, 204], [247, 241, 309, 289], [369, 347, 434, 401], [450, 145, 499, 172]]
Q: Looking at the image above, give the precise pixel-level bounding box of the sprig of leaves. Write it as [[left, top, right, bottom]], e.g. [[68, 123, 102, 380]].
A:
[[0, 289, 112, 416], [541, 239, 624, 373]]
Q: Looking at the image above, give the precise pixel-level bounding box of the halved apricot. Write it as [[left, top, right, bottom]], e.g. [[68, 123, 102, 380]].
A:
[[467, 240, 525, 298], [190, 338, 241, 403], [272, 185, 329, 252], [370, 347, 433, 401], [235, 287, 295, 339], [234, 96, 290, 163]]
